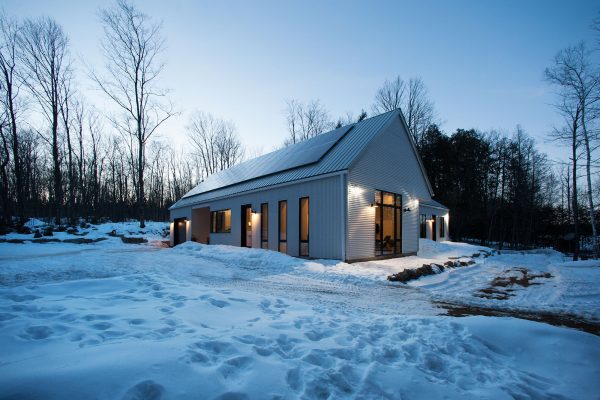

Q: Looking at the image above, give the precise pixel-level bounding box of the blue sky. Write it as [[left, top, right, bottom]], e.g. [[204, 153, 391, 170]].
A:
[[5, 0, 599, 162]]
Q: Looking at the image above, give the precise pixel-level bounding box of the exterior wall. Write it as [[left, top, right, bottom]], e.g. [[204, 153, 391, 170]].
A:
[[347, 116, 432, 261], [170, 174, 343, 260], [419, 204, 449, 242]]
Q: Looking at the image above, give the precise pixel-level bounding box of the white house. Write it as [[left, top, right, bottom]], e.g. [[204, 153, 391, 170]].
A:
[[169, 109, 449, 262]]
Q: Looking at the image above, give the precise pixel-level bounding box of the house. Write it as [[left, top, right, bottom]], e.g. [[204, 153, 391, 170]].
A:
[[419, 199, 449, 242], [169, 109, 449, 262]]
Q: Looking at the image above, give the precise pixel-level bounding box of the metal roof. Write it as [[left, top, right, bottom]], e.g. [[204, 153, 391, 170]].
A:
[[170, 110, 399, 209], [419, 198, 449, 210]]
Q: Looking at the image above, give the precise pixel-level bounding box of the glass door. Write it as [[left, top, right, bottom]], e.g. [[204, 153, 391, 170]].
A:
[[374, 190, 402, 255]]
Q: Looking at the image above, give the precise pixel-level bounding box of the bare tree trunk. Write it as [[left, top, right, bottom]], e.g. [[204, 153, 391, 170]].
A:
[[572, 116, 580, 261], [581, 111, 598, 256]]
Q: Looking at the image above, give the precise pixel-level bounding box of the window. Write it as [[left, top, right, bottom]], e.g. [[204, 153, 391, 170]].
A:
[[299, 197, 309, 257], [439, 216, 445, 237], [374, 190, 402, 255], [210, 209, 231, 233], [261, 203, 268, 249], [278, 201, 287, 253], [420, 214, 427, 238]]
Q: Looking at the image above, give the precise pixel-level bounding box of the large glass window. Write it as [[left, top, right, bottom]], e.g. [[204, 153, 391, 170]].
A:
[[299, 197, 309, 257], [261, 203, 268, 249], [210, 209, 231, 233], [439, 216, 445, 238], [374, 191, 402, 255], [278, 201, 287, 253]]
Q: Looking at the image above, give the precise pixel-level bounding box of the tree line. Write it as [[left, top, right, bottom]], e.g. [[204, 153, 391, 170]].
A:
[[0, 1, 243, 228]]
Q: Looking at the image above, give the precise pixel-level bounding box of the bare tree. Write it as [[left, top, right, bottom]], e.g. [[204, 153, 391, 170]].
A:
[[92, 0, 175, 228], [0, 12, 25, 224], [372, 76, 405, 114], [19, 17, 71, 224], [284, 99, 333, 145], [545, 42, 599, 257], [372, 75, 436, 148], [186, 111, 244, 178]]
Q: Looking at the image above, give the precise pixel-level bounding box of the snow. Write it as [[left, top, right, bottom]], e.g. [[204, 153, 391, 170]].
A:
[[1, 226, 599, 399]]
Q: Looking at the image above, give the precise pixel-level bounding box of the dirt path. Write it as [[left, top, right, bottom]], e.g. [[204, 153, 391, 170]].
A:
[[436, 301, 600, 336]]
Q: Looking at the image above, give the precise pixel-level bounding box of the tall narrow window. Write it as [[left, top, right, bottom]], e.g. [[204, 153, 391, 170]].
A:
[[278, 200, 287, 253], [439, 216, 445, 238], [420, 214, 427, 238], [374, 190, 402, 255], [261, 203, 268, 249], [299, 197, 309, 257]]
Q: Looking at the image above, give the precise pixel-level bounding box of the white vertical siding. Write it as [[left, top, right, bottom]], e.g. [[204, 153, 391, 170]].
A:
[[347, 116, 432, 260], [173, 175, 343, 259]]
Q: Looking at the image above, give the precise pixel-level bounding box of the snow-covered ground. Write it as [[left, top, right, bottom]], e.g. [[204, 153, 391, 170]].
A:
[[1, 223, 599, 399]]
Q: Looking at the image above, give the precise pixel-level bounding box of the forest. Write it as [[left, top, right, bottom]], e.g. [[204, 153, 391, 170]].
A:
[[0, 1, 598, 259]]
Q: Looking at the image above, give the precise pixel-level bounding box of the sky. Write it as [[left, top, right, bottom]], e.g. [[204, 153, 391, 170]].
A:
[[4, 0, 600, 162]]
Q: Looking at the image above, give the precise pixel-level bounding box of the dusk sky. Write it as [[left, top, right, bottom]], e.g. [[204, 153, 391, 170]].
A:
[[5, 0, 600, 162]]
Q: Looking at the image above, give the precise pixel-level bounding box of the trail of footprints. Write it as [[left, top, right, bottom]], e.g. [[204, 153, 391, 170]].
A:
[[0, 279, 557, 399]]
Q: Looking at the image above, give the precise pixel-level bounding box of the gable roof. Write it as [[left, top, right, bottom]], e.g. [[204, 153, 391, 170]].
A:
[[170, 109, 432, 210], [420, 198, 449, 210]]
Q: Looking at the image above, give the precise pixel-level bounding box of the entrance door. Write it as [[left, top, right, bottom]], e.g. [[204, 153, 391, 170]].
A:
[[174, 218, 186, 246], [241, 205, 252, 247], [432, 215, 437, 241]]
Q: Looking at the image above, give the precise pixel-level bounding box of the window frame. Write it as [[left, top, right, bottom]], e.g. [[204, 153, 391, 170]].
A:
[[420, 214, 427, 239], [278, 200, 287, 253], [439, 216, 445, 238], [260, 203, 268, 249], [374, 190, 402, 256], [299, 197, 309, 257], [210, 209, 231, 233]]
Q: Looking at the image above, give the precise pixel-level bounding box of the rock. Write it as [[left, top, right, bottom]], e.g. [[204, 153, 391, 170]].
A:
[[67, 227, 78, 235], [17, 225, 32, 234], [108, 229, 123, 238], [33, 238, 61, 243], [63, 237, 107, 244], [55, 225, 67, 232], [472, 253, 481, 258], [121, 236, 147, 244], [43, 226, 53, 236], [444, 261, 455, 268], [33, 230, 42, 238]]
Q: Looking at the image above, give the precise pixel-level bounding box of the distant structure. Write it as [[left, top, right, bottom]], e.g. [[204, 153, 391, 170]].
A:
[[169, 110, 449, 261]]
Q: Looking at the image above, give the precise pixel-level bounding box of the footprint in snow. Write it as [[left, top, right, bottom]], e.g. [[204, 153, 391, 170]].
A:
[[208, 298, 230, 308], [217, 356, 253, 380], [0, 312, 17, 321], [83, 314, 113, 321], [212, 392, 249, 400], [5, 294, 41, 302], [121, 380, 165, 400], [91, 321, 113, 330], [20, 325, 53, 340]]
